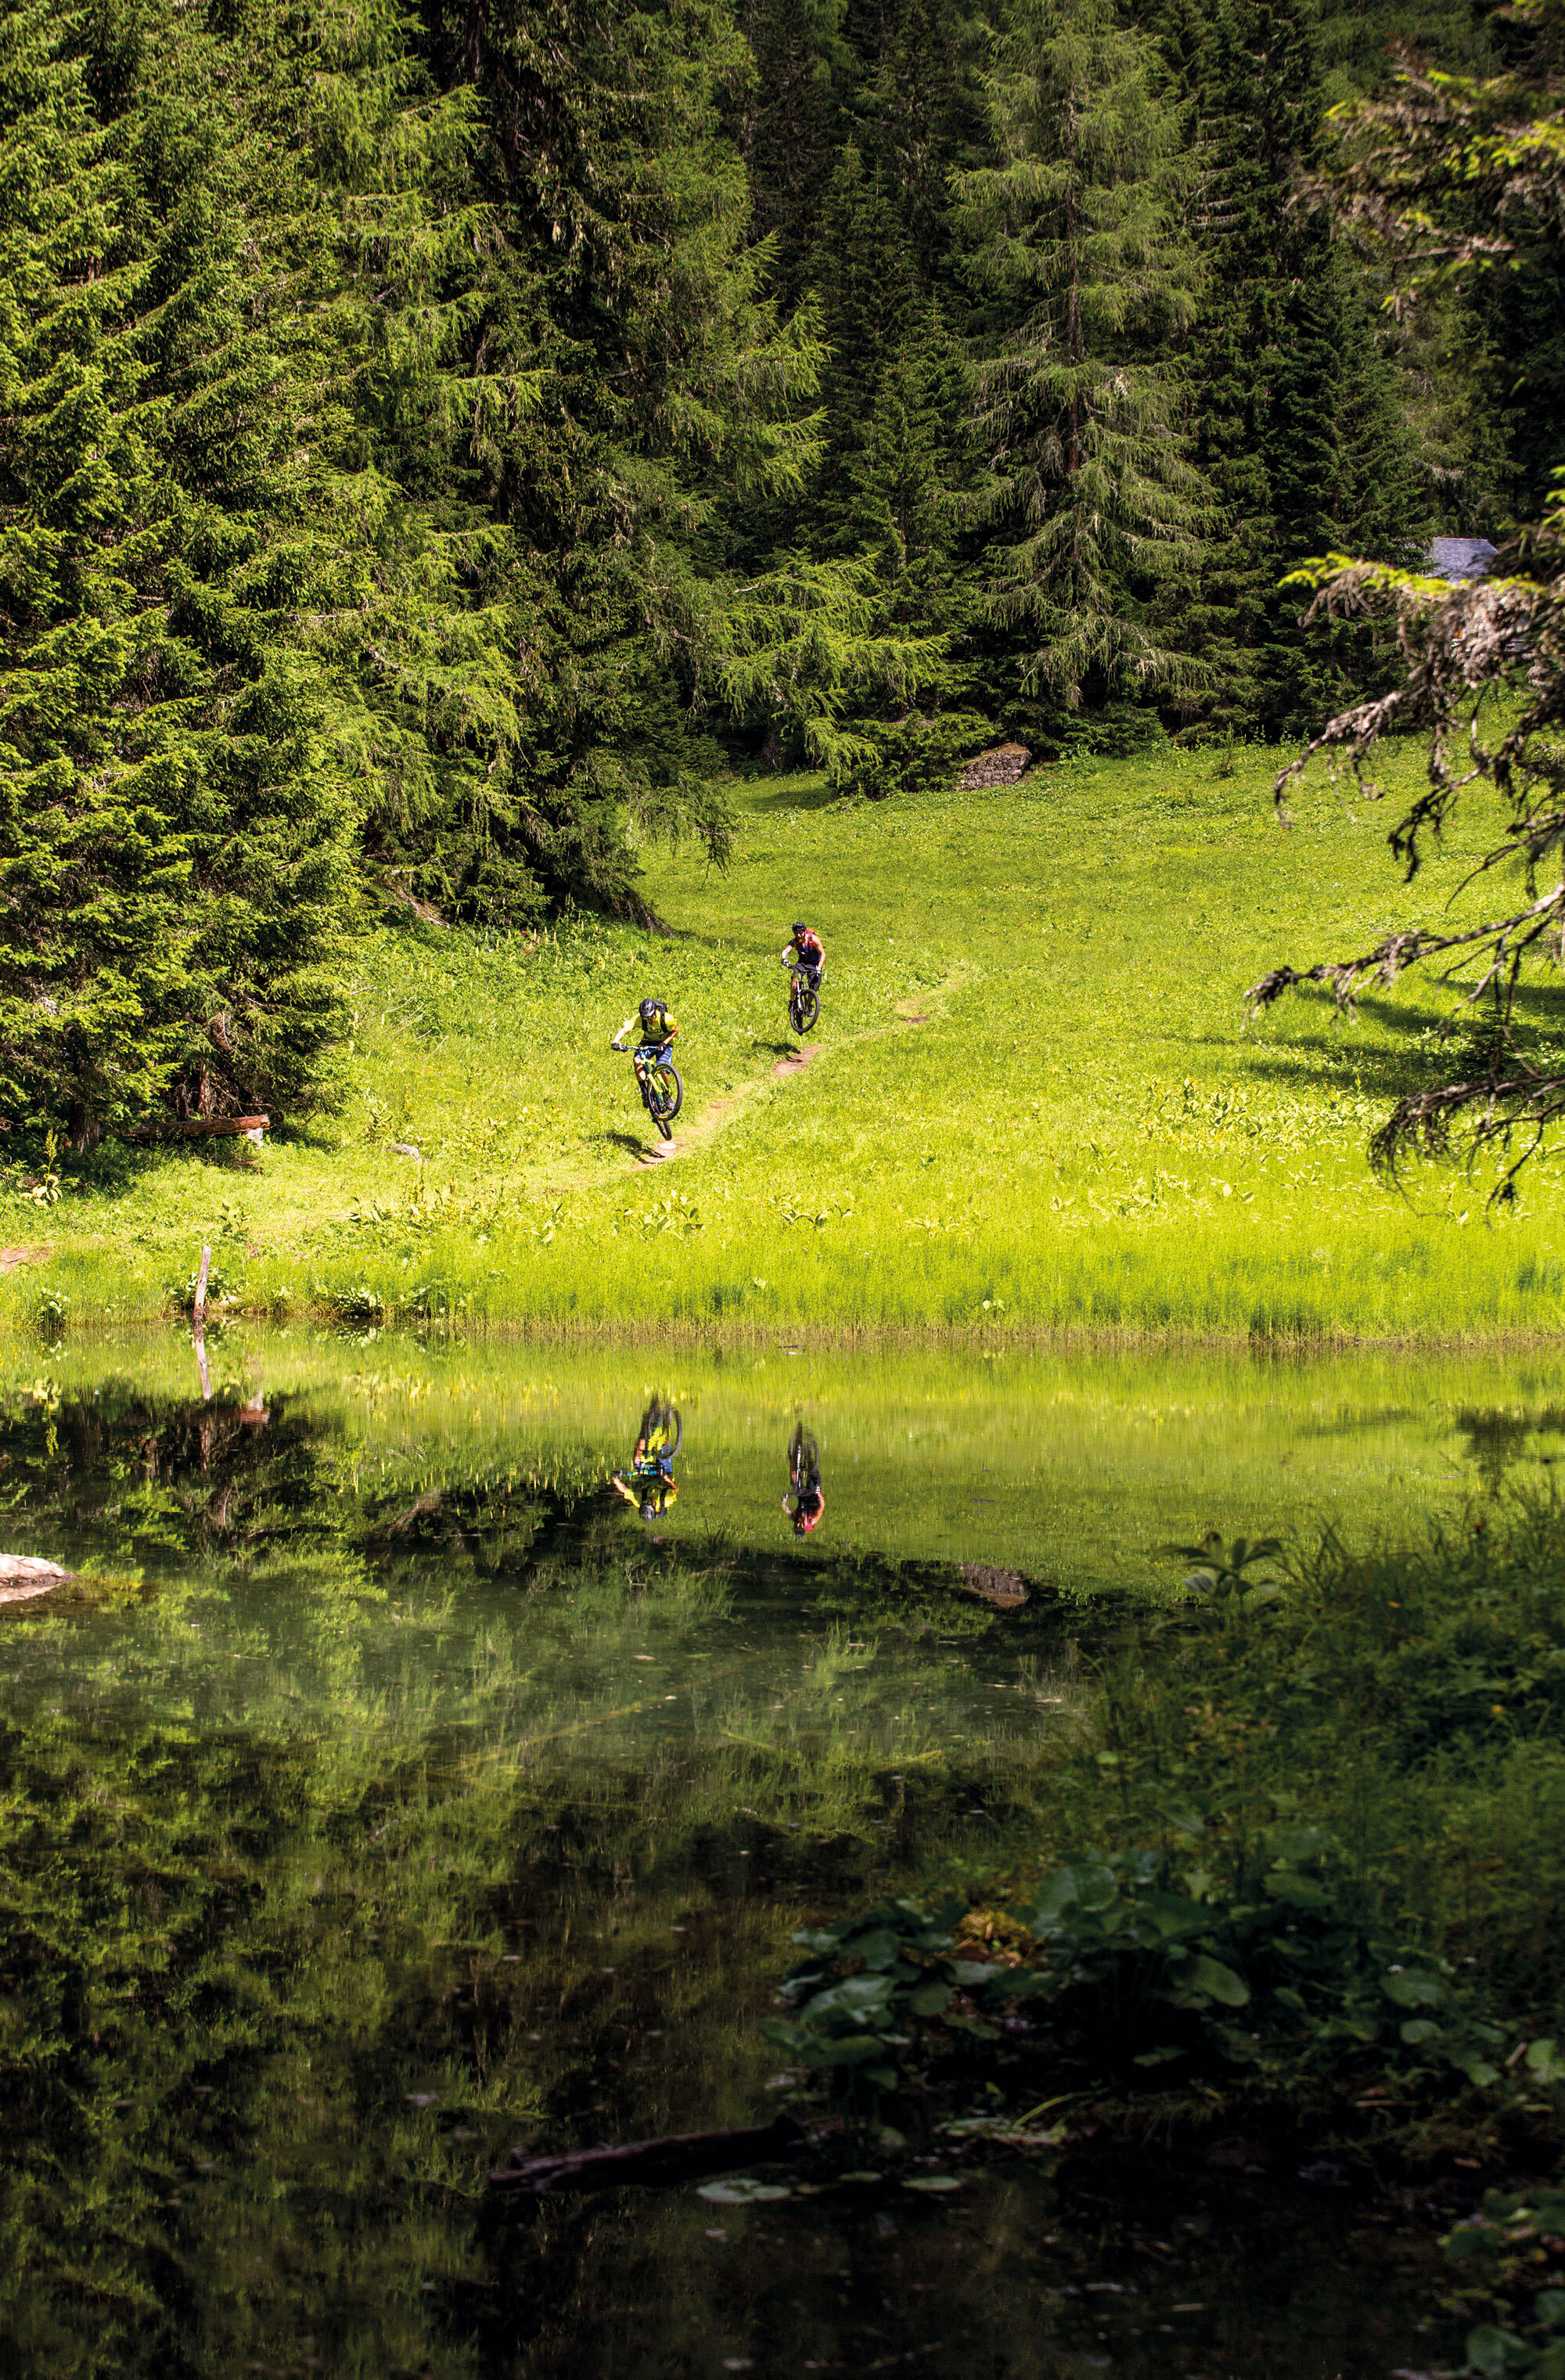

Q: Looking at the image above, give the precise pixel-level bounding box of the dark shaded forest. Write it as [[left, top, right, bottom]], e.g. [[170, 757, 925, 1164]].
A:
[[1, 0, 1560, 1138]]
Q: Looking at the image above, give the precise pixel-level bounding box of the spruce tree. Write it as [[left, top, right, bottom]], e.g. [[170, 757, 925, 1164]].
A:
[[806, 143, 919, 556], [734, 0, 851, 300], [0, 0, 358, 1143], [954, 0, 1211, 719], [838, 0, 988, 291], [1191, 0, 1434, 739], [441, 0, 947, 874]]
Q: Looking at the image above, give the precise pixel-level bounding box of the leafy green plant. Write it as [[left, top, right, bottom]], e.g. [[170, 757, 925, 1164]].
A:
[[331, 1285, 386, 1327], [174, 1263, 241, 1313], [835, 712, 990, 802], [761, 1898, 987, 2137], [1441, 2188, 1565, 2375], [1165, 1532, 1286, 1611], [983, 1837, 1507, 2095], [763, 1825, 1516, 2128]]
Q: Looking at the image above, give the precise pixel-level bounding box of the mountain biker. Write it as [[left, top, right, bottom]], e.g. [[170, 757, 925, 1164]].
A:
[[782, 1423, 825, 1536], [610, 997, 678, 1073], [612, 1399, 682, 1522], [781, 922, 824, 996]]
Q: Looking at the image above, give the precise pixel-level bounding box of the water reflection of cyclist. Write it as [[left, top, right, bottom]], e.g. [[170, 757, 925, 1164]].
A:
[[612, 1398, 682, 1522], [782, 1423, 825, 1536]]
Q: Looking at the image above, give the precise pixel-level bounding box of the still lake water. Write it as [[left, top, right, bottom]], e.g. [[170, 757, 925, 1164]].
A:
[[3, 1328, 1559, 2378]]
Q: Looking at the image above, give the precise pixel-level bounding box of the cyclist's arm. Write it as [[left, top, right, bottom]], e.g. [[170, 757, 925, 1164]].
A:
[[610, 1012, 637, 1050], [659, 1013, 678, 1042]]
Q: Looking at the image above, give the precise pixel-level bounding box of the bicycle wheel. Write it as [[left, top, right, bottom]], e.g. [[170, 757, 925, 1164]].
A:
[[797, 987, 820, 1033], [648, 1060, 682, 1127]]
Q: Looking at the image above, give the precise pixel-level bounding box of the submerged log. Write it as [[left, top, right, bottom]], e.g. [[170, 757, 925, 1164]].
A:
[[0, 1554, 76, 1605], [490, 2112, 806, 2195]]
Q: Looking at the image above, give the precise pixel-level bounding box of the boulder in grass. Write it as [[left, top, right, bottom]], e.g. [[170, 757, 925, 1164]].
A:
[[959, 742, 1031, 790], [0, 1554, 75, 1604]]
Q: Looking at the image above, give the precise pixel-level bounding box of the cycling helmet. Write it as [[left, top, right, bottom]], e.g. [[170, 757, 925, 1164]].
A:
[[639, 997, 663, 1029], [791, 921, 809, 938]]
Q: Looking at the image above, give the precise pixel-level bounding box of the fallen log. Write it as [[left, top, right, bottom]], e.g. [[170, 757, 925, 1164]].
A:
[[490, 2112, 806, 2195], [121, 1116, 269, 1146]]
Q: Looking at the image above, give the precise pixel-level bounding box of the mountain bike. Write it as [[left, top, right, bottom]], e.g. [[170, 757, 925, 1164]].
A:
[[627, 1042, 683, 1140], [788, 1423, 819, 1493], [787, 965, 821, 1036]]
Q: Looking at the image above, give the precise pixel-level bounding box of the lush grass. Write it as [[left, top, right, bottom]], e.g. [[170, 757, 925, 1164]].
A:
[[12, 743, 1565, 1336]]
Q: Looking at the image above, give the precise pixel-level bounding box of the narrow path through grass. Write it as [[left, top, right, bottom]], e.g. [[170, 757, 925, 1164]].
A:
[[635, 988, 945, 1167], [10, 747, 1565, 1337]]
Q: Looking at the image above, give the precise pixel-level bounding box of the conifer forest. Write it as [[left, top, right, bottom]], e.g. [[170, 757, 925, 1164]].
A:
[[2, 0, 1561, 1144]]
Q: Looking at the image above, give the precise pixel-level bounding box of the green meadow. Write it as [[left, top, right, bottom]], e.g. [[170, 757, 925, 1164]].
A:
[[9, 741, 1564, 1339]]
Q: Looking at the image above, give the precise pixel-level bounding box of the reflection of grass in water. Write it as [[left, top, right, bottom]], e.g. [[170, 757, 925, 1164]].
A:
[[11, 1325, 1563, 1595], [800, 1619, 878, 1690]]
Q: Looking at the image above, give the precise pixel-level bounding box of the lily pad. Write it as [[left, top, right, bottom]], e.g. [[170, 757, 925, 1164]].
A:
[[696, 2177, 793, 2205], [904, 2174, 964, 2192]]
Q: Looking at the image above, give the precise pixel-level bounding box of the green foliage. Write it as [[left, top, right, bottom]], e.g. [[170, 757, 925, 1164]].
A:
[[761, 1479, 1565, 2141], [762, 1897, 973, 2112], [1189, 0, 1433, 740], [0, 2, 361, 1141], [766, 1831, 1513, 2118], [831, 708, 988, 801], [953, 0, 1211, 715], [1166, 1532, 1287, 1613], [1443, 2189, 1565, 2376]]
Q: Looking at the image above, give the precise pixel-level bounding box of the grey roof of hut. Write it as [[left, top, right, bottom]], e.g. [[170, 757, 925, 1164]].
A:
[[1429, 536, 1498, 581]]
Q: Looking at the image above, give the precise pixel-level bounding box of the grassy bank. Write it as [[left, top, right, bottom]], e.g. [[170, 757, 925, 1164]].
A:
[[9, 742, 1565, 1336]]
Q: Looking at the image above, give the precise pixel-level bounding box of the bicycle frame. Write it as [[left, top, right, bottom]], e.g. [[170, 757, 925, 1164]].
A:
[[630, 1041, 673, 1093]]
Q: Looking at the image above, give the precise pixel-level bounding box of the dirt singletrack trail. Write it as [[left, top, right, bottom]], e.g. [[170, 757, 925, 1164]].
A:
[[631, 981, 955, 1169]]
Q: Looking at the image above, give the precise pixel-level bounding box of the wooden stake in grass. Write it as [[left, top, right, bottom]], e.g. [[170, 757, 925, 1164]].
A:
[[192, 1244, 213, 1399]]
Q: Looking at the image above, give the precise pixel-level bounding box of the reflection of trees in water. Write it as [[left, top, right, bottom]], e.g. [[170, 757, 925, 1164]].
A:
[[0, 1384, 1073, 2370], [1455, 1406, 1565, 1496], [0, 1386, 598, 1580], [0, 1554, 1060, 2374]]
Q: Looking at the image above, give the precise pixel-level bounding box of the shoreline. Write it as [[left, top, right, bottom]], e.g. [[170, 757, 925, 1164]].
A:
[[9, 1305, 1565, 1355]]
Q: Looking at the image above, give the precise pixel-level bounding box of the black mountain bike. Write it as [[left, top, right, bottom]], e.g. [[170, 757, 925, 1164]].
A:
[[788, 1423, 819, 1494], [788, 965, 821, 1036], [628, 1043, 683, 1140]]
